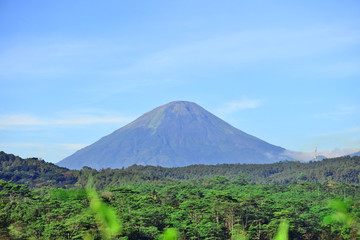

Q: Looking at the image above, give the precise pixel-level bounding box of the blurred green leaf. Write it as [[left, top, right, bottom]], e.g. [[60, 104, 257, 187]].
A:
[[273, 220, 289, 240], [324, 199, 355, 227], [159, 228, 179, 240], [86, 178, 122, 239], [231, 233, 247, 240]]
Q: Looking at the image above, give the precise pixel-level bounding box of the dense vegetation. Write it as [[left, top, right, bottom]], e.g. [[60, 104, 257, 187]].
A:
[[1, 151, 360, 188], [0, 151, 77, 188], [1, 151, 360, 239], [1, 178, 359, 239]]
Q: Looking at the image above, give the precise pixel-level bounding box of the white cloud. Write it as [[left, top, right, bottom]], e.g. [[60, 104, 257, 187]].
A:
[[116, 25, 360, 76], [300, 127, 360, 154], [0, 37, 135, 79], [284, 147, 360, 161], [56, 143, 88, 151], [299, 60, 360, 79], [0, 112, 133, 129], [286, 126, 360, 161], [314, 126, 360, 138], [219, 98, 262, 114], [0, 114, 46, 128], [321, 148, 360, 158], [0, 142, 44, 148], [314, 105, 358, 121], [2, 24, 359, 81], [0, 142, 89, 163], [284, 150, 314, 161]]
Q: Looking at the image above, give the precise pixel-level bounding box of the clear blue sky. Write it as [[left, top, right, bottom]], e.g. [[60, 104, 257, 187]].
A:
[[1, 0, 359, 163]]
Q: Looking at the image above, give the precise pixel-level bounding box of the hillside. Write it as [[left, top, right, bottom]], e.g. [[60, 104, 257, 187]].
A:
[[0, 151, 77, 188], [123, 156, 360, 185], [1, 151, 360, 189], [58, 101, 289, 169]]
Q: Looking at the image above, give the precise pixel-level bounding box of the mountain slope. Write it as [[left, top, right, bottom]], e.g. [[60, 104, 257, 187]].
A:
[[350, 151, 360, 157], [57, 101, 289, 169]]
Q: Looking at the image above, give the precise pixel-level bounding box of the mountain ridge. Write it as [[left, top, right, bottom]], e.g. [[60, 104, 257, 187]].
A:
[[350, 151, 360, 157]]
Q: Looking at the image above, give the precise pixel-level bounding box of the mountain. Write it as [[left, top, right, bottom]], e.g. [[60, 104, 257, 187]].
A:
[[57, 101, 290, 169], [350, 151, 360, 157]]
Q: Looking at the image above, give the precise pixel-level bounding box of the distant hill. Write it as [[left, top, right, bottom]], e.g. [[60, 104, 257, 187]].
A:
[[0, 151, 164, 188], [1, 151, 359, 188], [0, 151, 77, 188], [58, 101, 290, 169], [123, 155, 360, 185]]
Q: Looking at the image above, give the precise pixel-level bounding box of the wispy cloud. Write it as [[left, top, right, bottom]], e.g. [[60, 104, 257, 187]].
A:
[[0, 142, 88, 163], [321, 148, 360, 158], [56, 143, 88, 151], [0, 37, 135, 79], [219, 97, 262, 114], [0, 142, 44, 148], [314, 126, 360, 138], [299, 60, 360, 79], [285, 147, 360, 161], [1, 24, 359, 81], [116, 25, 360, 76], [0, 112, 133, 129], [314, 105, 358, 121], [297, 126, 360, 158]]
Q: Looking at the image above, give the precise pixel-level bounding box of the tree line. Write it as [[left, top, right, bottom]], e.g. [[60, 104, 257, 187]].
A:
[[1, 151, 359, 189]]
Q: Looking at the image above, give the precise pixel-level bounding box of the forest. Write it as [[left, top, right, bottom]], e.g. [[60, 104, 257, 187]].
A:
[[1, 151, 360, 239]]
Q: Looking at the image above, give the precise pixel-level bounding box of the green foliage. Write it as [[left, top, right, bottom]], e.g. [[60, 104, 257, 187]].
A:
[[0, 151, 77, 188], [1, 179, 360, 239], [1, 151, 360, 239], [230, 224, 248, 240]]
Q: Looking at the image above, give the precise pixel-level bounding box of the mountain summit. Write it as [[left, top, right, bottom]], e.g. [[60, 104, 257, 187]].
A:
[[58, 101, 289, 169]]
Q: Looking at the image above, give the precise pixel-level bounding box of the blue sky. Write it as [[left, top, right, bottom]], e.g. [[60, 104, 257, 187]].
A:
[[1, 0, 359, 163]]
